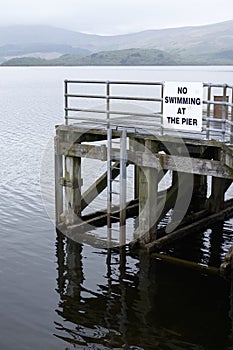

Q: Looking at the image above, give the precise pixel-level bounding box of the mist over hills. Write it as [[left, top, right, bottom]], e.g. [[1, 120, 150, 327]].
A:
[[1, 20, 233, 65]]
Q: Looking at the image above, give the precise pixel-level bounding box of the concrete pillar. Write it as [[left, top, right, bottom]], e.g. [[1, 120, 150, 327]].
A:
[[138, 140, 158, 243], [64, 155, 82, 225], [134, 165, 139, 200], [189, 174, 207, 212], [208, 177, 231, 213], [55, 136, 63, 223]]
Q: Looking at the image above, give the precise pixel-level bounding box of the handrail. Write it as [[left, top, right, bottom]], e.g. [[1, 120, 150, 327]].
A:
[[64, 80, 233, 145]]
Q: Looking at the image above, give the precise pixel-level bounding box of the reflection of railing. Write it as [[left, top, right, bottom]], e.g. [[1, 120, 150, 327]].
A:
[[64, 80, 233, 144]]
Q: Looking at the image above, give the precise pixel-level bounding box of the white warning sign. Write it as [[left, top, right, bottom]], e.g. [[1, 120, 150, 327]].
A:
[[163, 81, 203, 131]]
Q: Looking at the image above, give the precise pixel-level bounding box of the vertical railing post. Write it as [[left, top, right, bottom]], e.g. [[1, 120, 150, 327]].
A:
[[160, 83, 164, 136], [231, 87, 233, 144], [64, 80, 68, 126], [106, 80, 110, 123], [222, 84, 227, 143], [206, 85, 211, 140], [119, 128, 127, 246], [106, 81, 112, 242]]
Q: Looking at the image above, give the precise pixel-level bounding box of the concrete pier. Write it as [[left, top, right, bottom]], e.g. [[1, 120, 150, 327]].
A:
[[55, 79, 233, 271]]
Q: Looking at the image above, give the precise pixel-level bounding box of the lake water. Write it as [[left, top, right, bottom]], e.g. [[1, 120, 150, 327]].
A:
[[1, 66, 233, 350]]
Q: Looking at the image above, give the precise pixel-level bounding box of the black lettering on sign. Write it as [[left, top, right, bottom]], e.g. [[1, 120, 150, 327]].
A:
[[177, 86, 188, 94], [167, 117, 180, 124], [177, 107, 186, 115], [181, 118, 198, 125]]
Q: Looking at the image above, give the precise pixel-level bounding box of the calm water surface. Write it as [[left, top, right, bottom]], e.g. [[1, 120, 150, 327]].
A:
[[1, 66, 233, 350]]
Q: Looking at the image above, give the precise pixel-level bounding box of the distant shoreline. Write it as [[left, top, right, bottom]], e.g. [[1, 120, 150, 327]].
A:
[[1, 63, 233, 67], [2, 48, 233, 67]]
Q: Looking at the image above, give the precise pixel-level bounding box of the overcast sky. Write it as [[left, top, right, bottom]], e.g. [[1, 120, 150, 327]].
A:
[[1, 0, 233, 35]]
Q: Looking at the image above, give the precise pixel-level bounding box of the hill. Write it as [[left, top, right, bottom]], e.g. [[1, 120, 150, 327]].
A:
[[1, 48, 177, 66], [1, 21, 233, 65], [3, 47, 233, 66]]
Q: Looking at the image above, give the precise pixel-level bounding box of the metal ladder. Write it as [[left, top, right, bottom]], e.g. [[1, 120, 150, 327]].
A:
[[107, 127, 127, 246]]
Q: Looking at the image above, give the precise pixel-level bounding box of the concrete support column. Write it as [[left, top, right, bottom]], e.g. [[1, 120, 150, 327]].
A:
[[55, 136, 63, 223], [134, 165, 139, 200], [208, 177, 232, 213], [190, 174, 208, 212], [138, 140, 159, 243], [64, 155, 82, 225]]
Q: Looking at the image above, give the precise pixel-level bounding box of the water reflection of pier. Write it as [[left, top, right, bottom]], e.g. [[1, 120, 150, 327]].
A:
[[54, 231, 233, 350]]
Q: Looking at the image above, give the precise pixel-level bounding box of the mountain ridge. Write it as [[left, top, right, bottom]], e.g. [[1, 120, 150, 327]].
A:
[[1, 20, 233, 65]]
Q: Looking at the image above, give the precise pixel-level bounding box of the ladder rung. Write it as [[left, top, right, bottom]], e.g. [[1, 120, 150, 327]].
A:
[[108, 227, 119, 232], [111, 191, 119, 195], [110, 215, 119, 220], [112, 138, 120, 141], [111, 166, 120, 170]]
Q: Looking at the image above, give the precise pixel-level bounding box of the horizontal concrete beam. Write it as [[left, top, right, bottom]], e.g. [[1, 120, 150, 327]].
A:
[[57, 141, 233, 179], [130, 151, 233, 179]]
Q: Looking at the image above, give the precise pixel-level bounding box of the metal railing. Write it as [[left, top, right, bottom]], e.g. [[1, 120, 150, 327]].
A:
[[64, 80, 233, 144]]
